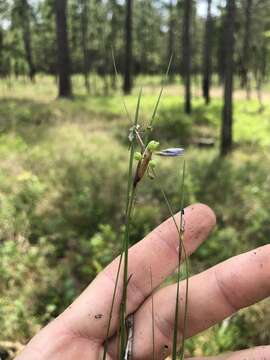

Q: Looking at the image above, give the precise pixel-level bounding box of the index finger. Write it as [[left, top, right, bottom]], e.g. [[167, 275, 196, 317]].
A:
[[61, 203, 216, 340]]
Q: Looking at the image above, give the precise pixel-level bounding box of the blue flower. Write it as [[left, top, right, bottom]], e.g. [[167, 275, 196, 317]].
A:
[[156, 148, 184, 157]]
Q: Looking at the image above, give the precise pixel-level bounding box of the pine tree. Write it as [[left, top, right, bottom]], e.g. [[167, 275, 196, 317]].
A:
[[55, 0, 72, 97], [221, 0, 236, 156], [182, 0, 192, 114], [202, 0, 212, 104], [123, 0, 133, 94]]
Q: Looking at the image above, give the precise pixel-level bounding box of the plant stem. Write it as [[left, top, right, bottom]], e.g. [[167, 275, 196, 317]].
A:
[[149, 54, 173, 129], [102, 251, 123, 359], [156, 162, 188, 360], [150, 266, 155, 360], [119, 89, 142, 359], [119, 185, 136, 358], [172, 161, 187, 360]]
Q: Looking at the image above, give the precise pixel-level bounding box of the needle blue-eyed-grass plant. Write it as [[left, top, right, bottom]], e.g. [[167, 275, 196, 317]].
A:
[[102, 54, 189, 360], [103, 53, 170, 359], [144, 55, 189, 358]]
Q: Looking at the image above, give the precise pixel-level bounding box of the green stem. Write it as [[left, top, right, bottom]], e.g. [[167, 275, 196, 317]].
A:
[[102, 251, 123, 359], [179, 248, 189, 360], [103, 88, 142, 360], [172, 162, 186, 359], [119, 89, 142, 359], [119, 185, 136, 358], [150, 266, 155, 360], [157, 162, 188, 360], [150, 54, 173, 128], [111, 47, 132, 124]]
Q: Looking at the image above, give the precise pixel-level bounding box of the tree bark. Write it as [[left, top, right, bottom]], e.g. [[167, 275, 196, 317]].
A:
[[110, 0, 117, 90], [202, 0, 212, 105], [240, 0, 252, 91], [182, 0, 192, 114], [220, 0, 236, 156], [21, 0, 36, 82], [55, 0, 72, 98], [167, 0, 175, 82], [0, 26, 3, 77], [80, 0, 90, 93], [123, 0, 133, 95], [217, 14, 226, 84]]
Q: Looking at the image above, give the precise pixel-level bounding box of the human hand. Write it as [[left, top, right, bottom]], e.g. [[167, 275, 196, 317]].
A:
[[16, 204, 270, 360]]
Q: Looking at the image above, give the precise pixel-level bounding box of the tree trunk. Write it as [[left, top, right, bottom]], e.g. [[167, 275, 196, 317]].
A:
[[255, 40, 267, 112], [217, 14, 226, 84], [21, 0, 36, 82], [167, 0, 175, 82], [110, 0, 117, 90], [240, 0, 252, 90], [202, 0, 212, 105], [123, 0, 133, 95], [0, 27, 3, 77], [255, 72, 264, 112], [220, 0, 236, 156], [55, 0, 72, 98], [182, 0, 192, 114], [80, 0, 90, 93]]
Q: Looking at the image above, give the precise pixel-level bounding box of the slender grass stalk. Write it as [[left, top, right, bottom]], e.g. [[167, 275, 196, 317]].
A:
[[102, 251, 123, 359], [179, 255, 189, 360], [103, 56, 178, 359], [150, 266, 155, 360], [105, 54, 171, 357], [148, 54, 173, 130], [172, 161, 186, 359], [111, 48, 132, 124], [119, 88, 142, 359], [119, 185, 136, 358], [156, 162, 189, 360], [102, 88, 142, 360]]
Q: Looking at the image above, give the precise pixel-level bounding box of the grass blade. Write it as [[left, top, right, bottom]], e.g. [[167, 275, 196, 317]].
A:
[[155, 161, 189, 360], [111, 48, 132, 124], [102, 251, 123, 360], [119, 88, 143, 359], [172, 161, 186, 359], [103, 88, 142, 360], [148, 54, 173, 130], [150, 266, 155, 360]]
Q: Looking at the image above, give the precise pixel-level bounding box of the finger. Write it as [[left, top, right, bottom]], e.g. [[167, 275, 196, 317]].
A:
[[186, 346, 270, 360], [60, 203, 216, 341], [115, 244, 270, 359]]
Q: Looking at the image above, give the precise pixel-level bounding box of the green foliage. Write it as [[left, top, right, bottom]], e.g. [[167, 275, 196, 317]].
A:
[[0, 239, 58, 340], [154, 105, 193, 144], [0, 124, 128, 342]]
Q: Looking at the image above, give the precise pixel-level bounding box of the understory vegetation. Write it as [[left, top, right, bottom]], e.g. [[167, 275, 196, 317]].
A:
[[0, 76, 269, 357]]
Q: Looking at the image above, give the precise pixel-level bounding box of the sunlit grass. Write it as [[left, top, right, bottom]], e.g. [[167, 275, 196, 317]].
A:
[[1, 75, 270, 150]]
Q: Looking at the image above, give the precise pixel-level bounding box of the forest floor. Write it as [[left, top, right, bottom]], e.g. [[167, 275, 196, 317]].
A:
[[0, 75, 269, 358], [1, 75, 270, 147]]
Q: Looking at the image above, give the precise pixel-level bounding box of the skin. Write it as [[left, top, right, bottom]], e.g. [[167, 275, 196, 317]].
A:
[[15, 203, 270, 360]]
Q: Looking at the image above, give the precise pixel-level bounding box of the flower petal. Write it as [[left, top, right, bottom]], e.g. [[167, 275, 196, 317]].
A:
[[156, 148, 185, 157]]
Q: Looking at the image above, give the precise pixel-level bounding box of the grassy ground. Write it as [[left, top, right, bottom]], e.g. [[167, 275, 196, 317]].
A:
[[1, 74, 270, 146], [0, 75, 269, 358]]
